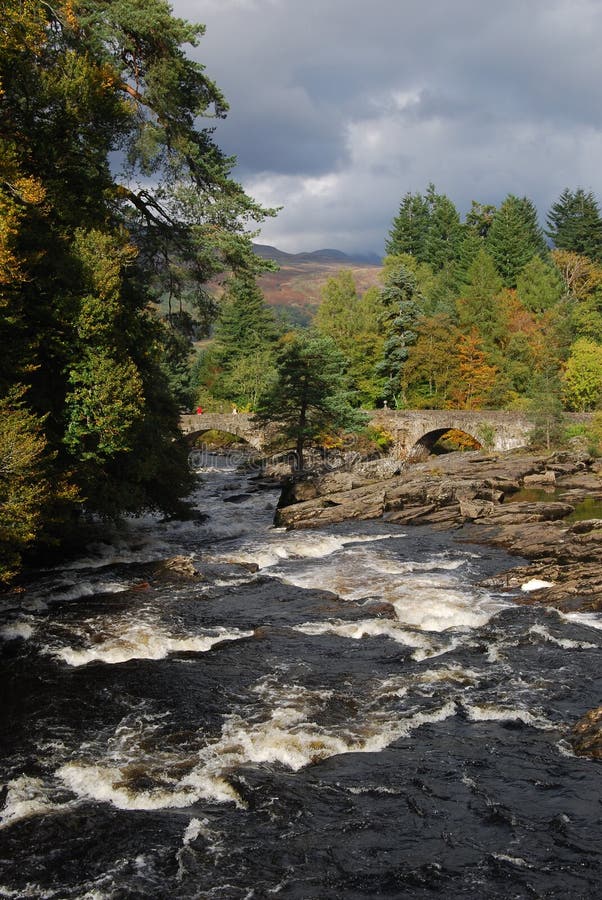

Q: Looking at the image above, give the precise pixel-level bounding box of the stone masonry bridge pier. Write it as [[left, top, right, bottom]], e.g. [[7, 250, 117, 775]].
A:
[[180, 409, 533, 460]]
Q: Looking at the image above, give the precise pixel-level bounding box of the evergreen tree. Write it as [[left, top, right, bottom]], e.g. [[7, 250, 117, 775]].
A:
[[385, 191, 430, 260], [546, 188, 602, 262], [254, 332, 366, 470], [516, 256, 564, 313], [423, 188, 463, 273], [206, 276, 279, 408], [465, 201, 497, 238], [456, 249, 504, 349], [486, 194, 547, 286], [376, 263, 423, 406], [0, 0, 275, 558]]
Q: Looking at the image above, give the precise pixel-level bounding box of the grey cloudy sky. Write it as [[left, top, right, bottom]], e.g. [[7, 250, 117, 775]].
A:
[[173, 0, 602, 254]]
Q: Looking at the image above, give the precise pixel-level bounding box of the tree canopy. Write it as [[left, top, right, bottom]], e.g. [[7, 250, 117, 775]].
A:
[[0, 0, 275, 579]]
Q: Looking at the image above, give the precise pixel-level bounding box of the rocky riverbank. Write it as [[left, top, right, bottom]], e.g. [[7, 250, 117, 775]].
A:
[[274, 449, 602, 614]]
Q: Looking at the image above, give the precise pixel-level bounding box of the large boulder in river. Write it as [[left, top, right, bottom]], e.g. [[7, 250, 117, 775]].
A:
[[153, 555, 200, 579], [571, 706, 602, 759]]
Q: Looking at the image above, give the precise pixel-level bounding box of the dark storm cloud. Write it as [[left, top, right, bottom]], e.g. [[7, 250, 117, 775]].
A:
[[172, 0, 602, 252]]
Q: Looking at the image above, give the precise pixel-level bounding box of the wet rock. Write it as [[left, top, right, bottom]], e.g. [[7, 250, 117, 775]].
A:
[[523, 470, 556, 486], [153, 555, 200, 579], [570, 706, 602, 759], [274, 448, 602, 611]]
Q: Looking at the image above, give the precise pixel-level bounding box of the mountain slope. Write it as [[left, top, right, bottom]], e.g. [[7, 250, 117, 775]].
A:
[[253, 244, 383, 325]]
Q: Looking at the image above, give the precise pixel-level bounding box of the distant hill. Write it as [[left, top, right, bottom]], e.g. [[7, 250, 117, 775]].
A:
[[253, 244, 383, 326], [253, 244, 382, 266]]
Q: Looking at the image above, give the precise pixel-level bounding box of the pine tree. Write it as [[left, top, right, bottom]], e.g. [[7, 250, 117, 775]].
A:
[[254, 332, 366, 470], [423, 188, 463, 273], [376, 264, 423, 406], [516, 256, 564, 313], [206, 276, 279, 408], [385, 191, 430, 260], [456, 249, 504, 350], [0, 0, 275, 557], [546, 188, 602, 262], [486, 194, 547, 286]]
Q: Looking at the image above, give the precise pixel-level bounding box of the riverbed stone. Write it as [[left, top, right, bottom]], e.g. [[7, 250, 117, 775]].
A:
[[523, 470, 556, 486], [273, 448, 602, 612], [153, 555, 201, 578], [571, 706, 602, 759]]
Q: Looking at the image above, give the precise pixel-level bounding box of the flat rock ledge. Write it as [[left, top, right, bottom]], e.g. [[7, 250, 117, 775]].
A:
[[274, 450, 602, 613]]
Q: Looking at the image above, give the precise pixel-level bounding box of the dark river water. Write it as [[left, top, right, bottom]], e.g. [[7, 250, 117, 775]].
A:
[[1, 453, 601, 899]]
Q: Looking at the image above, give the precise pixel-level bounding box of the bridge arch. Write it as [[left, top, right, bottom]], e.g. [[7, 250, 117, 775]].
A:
[[408, 427, 483, 460], [187, 427, 256, 446]]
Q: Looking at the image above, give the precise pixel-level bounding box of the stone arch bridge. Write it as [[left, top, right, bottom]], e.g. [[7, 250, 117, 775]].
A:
[[180, 410, 534, 460]]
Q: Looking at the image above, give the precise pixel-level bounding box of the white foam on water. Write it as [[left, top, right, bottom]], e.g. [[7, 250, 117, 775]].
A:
[[0, 621, 34, 641], [220, 531, 396, 571], [0, 776, 62, 829], [521, 578, 554, 592], [52, 623, 253, 666], [269, 543, 508, 633], [292, 618, 451, 659], [183, 817, 204, 845], [561, 611, 602, 632], [32, 579, 131, 605], [529, 624, 597, 650], [463, 703, 553, 730], [53, 678, 458, 814], [492, 854, 532, 868], [57, 761, 239, 810]]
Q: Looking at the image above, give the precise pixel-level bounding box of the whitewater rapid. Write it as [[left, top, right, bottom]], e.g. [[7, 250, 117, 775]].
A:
[[1, 453, 601, 899]]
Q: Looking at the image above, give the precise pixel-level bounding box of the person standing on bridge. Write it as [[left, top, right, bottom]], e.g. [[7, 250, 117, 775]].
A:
[[232, 405, 238, 415], [196, 406, 203, 415]]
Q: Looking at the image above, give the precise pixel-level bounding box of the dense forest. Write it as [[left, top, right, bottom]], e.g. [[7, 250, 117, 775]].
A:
[[197, 185, 602, 420], [0, 0, 274, 581], [2, 3, 602, 583]]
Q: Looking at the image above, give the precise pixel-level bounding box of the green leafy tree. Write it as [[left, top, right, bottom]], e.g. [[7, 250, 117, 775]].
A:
[[528, 373, 566, 449], [0, 0, 276, 561], [562, 339, 602, 411], [456, 249, 505, 350], [486, 194, 547, 286], [315, 270, 359, 345], [404, 314, 461, 407], [254, 332, 367, 470], [516, 255, 564, 313], [451, 330, 499, 409], [0, 389, 52, 582], [546, 188, 602, 262], [315, 274, 386, 405]]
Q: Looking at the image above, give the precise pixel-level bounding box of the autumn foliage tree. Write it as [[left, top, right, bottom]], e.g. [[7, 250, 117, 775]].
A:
[[0, 0, 274, 577]]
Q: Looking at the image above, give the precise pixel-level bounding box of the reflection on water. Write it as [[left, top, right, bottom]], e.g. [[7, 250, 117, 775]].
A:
[[505, 486, 602, 522], [1, 454, 601, 899]]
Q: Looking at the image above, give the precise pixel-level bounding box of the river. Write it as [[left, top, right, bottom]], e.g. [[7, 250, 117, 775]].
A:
[[1, 452, 601, 899]]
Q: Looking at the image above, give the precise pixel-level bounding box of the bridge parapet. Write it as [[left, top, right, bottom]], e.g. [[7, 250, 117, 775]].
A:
[[180, 413, 265, 449], [179, 409, 536, 457]]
